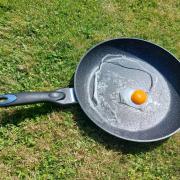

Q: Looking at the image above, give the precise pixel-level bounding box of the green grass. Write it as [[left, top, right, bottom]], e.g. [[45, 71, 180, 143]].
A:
[[0, 0, 179, 179]]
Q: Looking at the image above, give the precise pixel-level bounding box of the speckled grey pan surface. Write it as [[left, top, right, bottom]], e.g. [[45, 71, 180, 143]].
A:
[[75, 38, 180, 142]]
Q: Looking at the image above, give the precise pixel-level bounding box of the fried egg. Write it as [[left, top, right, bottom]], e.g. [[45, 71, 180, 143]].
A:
[[119, 88, 151, 110]]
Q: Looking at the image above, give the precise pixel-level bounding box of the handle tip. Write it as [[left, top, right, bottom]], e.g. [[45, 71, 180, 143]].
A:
[[0, 94, 17, 106]]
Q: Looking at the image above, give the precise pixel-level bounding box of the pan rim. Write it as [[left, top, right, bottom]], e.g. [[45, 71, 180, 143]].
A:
[[74, 37, 180, 142]]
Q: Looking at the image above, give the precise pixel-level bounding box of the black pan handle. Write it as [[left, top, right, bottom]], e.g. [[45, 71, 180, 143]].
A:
[[0, 88, 77, 107]]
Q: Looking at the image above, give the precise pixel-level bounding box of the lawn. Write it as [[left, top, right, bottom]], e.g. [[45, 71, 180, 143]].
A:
[[0, 0, 179, 179]]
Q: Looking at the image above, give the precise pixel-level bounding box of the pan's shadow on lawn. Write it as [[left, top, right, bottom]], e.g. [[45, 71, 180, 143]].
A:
[[0, 103, 166, 155]]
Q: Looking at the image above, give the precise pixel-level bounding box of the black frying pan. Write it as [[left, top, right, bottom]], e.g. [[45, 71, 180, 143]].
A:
[[0, 38, 179, 142]]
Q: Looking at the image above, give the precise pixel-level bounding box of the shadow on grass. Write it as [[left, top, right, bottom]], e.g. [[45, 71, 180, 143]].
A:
[[0, 102, 166, 155], [0, 104, 54, 126]]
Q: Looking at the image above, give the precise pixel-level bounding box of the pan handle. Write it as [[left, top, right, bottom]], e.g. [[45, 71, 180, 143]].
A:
[[0, 88, 77, 107]]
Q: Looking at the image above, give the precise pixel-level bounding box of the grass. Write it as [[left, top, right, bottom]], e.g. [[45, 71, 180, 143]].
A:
[[0, 0, 179, 179]]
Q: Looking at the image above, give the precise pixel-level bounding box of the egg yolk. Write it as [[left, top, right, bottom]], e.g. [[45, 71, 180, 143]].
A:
[[131, 89, 148, 105]]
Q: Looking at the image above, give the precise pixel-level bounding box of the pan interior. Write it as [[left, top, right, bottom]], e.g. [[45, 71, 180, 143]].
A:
[[75, 39, 180, 141], [88, 53, 171, 132]]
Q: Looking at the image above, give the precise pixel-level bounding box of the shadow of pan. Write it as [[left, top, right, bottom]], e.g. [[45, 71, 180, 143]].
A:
[[0, 102, 166, 155]]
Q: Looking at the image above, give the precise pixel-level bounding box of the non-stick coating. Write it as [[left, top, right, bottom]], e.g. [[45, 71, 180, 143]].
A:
[[74, 38, 180, 142]]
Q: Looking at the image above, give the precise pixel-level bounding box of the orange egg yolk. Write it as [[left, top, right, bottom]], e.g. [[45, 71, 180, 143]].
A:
[[131, 89, 148, 105]]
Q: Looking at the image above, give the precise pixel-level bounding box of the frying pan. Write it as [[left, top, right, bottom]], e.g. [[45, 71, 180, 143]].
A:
[[0, 38, 179, 142]]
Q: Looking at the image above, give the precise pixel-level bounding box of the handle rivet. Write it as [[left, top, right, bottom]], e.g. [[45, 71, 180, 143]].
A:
[[49, 92, 65, 99]]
